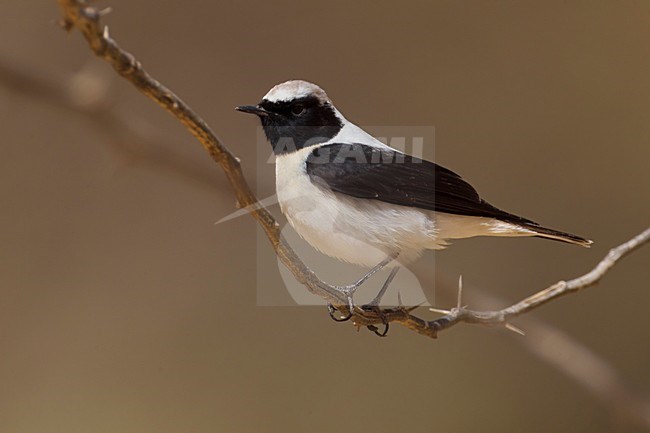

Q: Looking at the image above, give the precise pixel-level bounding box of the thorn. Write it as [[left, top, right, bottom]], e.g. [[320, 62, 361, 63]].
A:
[[405, 303, 423, 313], [457, 275, 463, 310], [397, 290, 403, 307], [103, 25, 110, 40], [429, 307, 452, 315], [505, 323, 526, 336]]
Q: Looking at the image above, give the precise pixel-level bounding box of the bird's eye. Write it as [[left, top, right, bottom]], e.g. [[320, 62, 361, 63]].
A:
[[291, 104, 305, 116]]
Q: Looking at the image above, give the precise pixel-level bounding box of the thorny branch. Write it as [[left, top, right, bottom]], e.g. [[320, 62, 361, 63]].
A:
[[57, 0, 649, 340]]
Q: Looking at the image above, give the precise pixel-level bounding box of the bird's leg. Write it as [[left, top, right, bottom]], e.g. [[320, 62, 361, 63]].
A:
[[336, 254, 396, 301], [366, 266, 400, 308], [326, 254, 398, 322], [342, 255, 397, 292]]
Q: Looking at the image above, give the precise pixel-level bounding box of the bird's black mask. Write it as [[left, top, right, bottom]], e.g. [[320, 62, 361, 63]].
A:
[[240, 95, 343, 155]]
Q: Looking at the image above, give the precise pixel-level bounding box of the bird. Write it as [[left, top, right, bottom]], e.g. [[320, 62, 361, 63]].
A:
[[236, 80, 592, 310]]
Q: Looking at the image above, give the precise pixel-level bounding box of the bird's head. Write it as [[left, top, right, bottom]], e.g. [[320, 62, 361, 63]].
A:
[[236, 80, 344, 155]]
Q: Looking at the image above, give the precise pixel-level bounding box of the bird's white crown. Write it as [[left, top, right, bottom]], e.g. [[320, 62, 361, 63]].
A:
[[263, 80, 331, 104]]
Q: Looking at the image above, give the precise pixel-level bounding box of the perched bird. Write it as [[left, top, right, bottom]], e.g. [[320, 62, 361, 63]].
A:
[[237, 80, 591, 305]]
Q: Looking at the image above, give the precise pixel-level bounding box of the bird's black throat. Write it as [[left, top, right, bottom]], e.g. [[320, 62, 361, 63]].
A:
[[258, 96, 343, 155]]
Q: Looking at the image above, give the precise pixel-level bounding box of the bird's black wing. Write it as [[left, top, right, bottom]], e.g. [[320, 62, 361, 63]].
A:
[[305, 143, 537, 226]]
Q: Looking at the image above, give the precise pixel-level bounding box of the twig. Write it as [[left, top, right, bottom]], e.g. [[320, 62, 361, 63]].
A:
[[57, 0, 650, 340], [428, 228, 650, 332]]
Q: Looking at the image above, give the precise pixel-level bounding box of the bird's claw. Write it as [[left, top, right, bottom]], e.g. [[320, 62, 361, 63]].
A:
[[367, 322, 390, 337], [327, 303, 352, 322], [326, 282, 359, 322], [361, 303, 390, 337]]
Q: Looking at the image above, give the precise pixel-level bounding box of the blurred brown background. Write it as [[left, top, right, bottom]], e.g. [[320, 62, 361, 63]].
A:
[[1, 1, 649, 432]]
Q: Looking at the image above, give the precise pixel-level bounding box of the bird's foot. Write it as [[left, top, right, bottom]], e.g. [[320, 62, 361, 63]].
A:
[[327, 301, 389, 336], [358, 267, 399, 337], [326, 267, 400, 337], [360, 303, 390, 337], [325, 279, 361, 322], [324, 256, 398, 329]]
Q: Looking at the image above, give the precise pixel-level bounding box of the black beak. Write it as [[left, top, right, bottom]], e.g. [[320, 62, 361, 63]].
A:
[[235, 105, 269, 117]]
